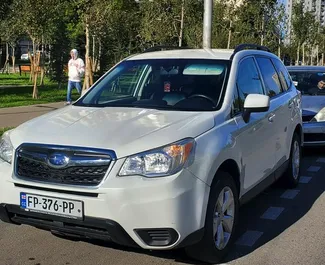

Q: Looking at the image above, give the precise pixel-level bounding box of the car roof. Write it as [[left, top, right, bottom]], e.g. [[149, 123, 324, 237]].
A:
[[286, 65, 325, 72], [126, 49, 235, 61]]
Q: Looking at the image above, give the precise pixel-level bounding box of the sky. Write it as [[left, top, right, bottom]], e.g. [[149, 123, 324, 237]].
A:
[[280, 0, 287, 6]]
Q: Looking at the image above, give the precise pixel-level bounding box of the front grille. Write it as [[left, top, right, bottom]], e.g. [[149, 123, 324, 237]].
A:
[[15, 144, 115, 186]]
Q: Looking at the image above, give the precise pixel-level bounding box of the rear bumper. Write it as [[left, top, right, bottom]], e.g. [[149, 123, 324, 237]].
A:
[[303, 122, 325, 146]]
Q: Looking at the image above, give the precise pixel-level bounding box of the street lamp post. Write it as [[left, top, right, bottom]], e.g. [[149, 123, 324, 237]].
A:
[[179, 0, 185, 47], [203, 0, 213, 49]]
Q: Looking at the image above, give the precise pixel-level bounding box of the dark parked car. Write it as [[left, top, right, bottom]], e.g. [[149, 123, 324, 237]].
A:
[[287, 66, 325, 146]]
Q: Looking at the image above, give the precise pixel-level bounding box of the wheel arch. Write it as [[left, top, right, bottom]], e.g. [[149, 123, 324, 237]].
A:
[[294, 123, 303, 146], [211, 159, 241, 196]]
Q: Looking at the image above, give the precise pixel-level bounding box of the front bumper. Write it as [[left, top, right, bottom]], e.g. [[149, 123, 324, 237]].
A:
[[0, 160, 209, 250], [0, 203, 139, 247], [303, 121, 325, 146]]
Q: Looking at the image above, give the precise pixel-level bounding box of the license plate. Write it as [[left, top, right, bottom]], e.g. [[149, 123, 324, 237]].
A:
[[20, 193, 83, 219]]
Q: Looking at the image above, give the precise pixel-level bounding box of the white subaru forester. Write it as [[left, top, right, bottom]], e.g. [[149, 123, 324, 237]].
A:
[[0, 44, 302, 263]]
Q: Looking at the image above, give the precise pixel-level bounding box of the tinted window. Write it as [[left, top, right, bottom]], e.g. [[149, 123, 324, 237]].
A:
[[75, 59, 230, 111], [275, 60, 292, 89], [232, 88, 241, 115], [256, 57, 282, 97], [288, 71, 325, 95], [272, 58, 289, 91], [236, 57, 264, 109]]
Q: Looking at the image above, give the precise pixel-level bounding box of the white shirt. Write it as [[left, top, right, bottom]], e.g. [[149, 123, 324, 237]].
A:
[[68, 58, 85, 82]]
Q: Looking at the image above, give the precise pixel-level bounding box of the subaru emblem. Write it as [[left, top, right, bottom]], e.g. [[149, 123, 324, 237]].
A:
[[47, 153, 70, 169]]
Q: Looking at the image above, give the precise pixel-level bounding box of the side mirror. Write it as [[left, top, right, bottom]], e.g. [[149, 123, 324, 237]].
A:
[[243, 94, 270, 123], [293, 81, 298, 87]]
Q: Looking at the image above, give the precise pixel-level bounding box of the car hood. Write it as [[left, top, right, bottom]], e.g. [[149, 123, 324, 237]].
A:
[[9, 105, 215, 158], [302, 95, 325, 115]]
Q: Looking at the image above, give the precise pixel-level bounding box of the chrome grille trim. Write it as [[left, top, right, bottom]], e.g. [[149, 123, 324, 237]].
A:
[[14, 143, 117, 187]]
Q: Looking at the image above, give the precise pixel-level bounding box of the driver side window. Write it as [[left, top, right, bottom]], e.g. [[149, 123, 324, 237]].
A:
[[97, 65, 146, 103], [235, 57, 265, 111]]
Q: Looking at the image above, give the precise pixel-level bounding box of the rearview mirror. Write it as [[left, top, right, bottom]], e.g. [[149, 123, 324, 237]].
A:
[[243, 94, 270, 123]]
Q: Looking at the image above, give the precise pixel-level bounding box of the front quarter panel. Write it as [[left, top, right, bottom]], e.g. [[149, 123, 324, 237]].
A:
[[188, 114, 241, 189]]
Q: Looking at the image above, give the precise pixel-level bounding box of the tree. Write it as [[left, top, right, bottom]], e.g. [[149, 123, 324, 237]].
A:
[[12, 0, 64, 98], [0, 0, 12, 22], [182, 0, 203, 48], [139, 0, 183, 48], [0, 4, 24, 74], [291, 1, 314, 64]]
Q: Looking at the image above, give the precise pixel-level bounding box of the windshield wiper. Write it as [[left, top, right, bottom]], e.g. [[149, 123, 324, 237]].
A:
[[74, 102, 214, 111]]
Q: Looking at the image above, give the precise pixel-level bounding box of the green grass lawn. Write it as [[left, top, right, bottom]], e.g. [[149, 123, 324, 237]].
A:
[[0, 127, 14, 137], [0, 73, 80, 108], [0, 73, 31, 85]]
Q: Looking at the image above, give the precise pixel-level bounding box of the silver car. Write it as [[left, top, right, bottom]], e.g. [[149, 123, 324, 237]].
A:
[[287, 66, 325, 146]]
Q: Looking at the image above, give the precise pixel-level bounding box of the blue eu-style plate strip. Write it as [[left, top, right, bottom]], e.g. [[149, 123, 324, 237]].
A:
[[20, 192, 27, 208]]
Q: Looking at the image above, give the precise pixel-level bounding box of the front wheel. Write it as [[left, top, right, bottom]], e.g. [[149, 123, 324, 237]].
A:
[[185, 171, 239, 264], [281, 132, 302, 188]]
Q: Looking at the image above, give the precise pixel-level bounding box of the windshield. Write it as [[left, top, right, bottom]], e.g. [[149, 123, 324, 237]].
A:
[[288, 70, 325, 95], [75, 59, 230, 111]]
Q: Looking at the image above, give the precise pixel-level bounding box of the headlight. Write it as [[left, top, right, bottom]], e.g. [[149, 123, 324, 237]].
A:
[[119, 138, 195, 177], [0, 130, 14, 164], [312, 107, 325, 122]]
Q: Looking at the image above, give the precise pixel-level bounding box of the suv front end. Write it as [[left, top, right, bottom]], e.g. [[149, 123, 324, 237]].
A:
[[0, 130, 213, 249]]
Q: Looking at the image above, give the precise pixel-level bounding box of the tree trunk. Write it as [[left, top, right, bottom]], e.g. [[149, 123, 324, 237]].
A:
[[296, 41, 300, 65], [29, 38, 36, 82], [11, 46, 16, 73], [302, 43, 305, 64], [39, 52, 45, 86], [83, 18, 90, 91], [179, 0, 185, 47], [322, 53, 324, 66], [261, 17, 264, 46], [32, 52, 40, 99], [98, 41, 102, 72], [33, 71, 39, 99], [92, 35, 95, 71], [28, 51, 33, 82], [88, 57, 93, 86], [227, 20, 232, 49], [2, 43, 10, 74], [39, 65, 45, 86]]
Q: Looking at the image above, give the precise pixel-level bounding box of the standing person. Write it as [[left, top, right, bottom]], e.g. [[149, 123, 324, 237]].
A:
[[66, 49, 85, 105]]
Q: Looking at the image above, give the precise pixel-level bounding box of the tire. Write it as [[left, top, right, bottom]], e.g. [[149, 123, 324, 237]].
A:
[[185, 171, 239, 264], [280, 132, 302, 188]]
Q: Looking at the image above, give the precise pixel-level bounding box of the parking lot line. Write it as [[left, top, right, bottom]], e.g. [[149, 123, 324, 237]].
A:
[[299, 176, 312, 183], [235, 230, 264, 247], [260, 207, 285, 220], [307, 166, 321, 172], [280, 189, 300, 199]]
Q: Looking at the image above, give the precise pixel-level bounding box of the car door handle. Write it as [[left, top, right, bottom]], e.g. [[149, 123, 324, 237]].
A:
[[268, 113, 275, 122]]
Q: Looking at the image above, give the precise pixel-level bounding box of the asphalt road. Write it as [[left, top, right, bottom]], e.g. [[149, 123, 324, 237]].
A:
[[0, 147, 324, 265]]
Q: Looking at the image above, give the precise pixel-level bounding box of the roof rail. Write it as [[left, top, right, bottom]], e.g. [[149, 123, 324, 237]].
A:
[[142, 45, 191, 53], [230, 43, 272, 60]]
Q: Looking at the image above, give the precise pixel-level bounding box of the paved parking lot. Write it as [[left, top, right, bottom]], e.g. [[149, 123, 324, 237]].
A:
[[0, 147, 324, 265]]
